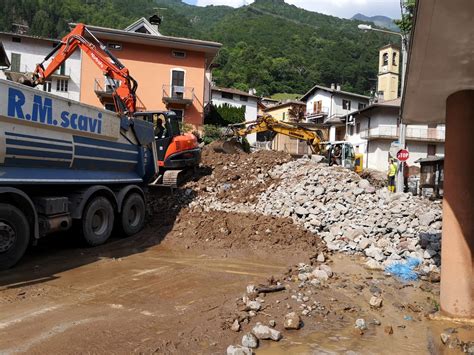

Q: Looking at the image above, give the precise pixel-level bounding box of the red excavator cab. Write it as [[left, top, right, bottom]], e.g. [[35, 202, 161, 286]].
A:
[[134, 111, 201, 187]]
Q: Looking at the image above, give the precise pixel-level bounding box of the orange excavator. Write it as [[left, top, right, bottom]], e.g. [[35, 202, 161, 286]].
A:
[[19, 23, 200, 187]]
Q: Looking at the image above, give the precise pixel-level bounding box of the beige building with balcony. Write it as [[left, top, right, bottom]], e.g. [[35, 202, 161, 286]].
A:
[[345, 98, 445, 171]]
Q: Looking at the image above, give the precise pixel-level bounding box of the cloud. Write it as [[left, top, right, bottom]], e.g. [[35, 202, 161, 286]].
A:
[[192, 0, 401, 19]]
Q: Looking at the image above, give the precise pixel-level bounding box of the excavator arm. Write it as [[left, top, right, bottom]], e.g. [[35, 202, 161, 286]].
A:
[[227, 115, 325, 153], [21, 23, 137, 116]]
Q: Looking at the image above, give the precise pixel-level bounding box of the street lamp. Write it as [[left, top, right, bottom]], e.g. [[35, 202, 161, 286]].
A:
[[358, 23, 408, 193]]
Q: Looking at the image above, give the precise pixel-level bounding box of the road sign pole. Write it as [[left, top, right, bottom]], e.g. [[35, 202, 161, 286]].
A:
[[396, 123, 406, 192]]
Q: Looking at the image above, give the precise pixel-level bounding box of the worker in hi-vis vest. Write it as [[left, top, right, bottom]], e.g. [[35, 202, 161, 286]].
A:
[[387, 158, 397, 192]]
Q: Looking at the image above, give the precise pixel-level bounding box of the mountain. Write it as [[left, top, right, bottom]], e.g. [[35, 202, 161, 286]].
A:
[[352, 13, 400, 32], [0, 0, 400, 97]]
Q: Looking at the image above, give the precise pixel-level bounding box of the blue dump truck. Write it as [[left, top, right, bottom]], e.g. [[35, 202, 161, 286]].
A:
[[0, 79, 158, 269]]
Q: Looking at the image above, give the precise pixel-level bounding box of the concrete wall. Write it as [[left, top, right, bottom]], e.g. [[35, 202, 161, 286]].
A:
[[80, 41, 206, 126], [0, 33, 81, 101]]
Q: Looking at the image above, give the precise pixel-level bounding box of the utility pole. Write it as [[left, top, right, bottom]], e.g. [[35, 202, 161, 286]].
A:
[[357, 24, 408, 193]]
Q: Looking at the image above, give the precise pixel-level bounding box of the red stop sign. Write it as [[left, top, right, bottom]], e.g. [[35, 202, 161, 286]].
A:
[[397, 149, 410, 161]]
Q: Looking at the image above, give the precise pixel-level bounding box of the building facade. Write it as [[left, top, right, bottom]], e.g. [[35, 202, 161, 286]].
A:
[[210, 86, 259, 144], [301, 84, 370, 142], [345, 98, 445, 171], [80, 18, 221, 126], [0, 31, 81, 101]]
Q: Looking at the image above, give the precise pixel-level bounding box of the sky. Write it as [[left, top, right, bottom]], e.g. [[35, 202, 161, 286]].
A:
[[183, 0, 402, 19]]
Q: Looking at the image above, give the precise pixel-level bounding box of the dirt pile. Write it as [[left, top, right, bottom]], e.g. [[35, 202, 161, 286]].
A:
[[186, 142, 292, 203], [169, 210, 322, 252]]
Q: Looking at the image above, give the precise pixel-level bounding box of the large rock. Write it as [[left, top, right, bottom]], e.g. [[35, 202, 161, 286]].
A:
[[284, 312, 302, 330], [419, 212, 437, 226], [294, 206, 309, 216], [242, 333, 258, 348], [311, 269, 329, 281], [251, 324, 282, 341], [227, 345, 253, 355]]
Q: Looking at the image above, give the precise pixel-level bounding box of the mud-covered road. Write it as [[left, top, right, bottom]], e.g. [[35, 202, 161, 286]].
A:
[[0, 226, 293, 354]]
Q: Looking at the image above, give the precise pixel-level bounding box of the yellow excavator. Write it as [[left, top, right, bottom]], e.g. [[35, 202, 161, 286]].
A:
[[223, 114, 363, 172]]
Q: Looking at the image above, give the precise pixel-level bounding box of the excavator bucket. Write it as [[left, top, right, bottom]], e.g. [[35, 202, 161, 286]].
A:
[[218, 138, 244, 154]]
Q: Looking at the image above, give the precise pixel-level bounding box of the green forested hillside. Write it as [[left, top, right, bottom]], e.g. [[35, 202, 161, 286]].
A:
[[0, 0, 399, 97]]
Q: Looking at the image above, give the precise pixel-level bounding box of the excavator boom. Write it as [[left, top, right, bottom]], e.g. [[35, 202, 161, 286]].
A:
[[18, 23, 137, 116], [226, 115, 325, 154]]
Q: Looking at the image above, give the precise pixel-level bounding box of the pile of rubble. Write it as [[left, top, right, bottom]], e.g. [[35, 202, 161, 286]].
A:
[[188, 155, 443, 276]]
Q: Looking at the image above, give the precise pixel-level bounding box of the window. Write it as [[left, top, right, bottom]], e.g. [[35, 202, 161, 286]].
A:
[[57, 63, 66, 76], [358, 102, 366, 110], [392, 52, 397, 65], [313, 100, 322, 113], [43, 81, 52, 92], [356, 122, 361, 134], [171, 70, 185, 98], [222, 92, 233, 100], [282, 112, 286, 120], [172, 109, 184, 123], [342, 99, 351, 110], [10, 53, 21, 72], [382, 52, 388, 66], [12, 37, 21, 43], [240, 95, 248, 102], [427, 144, 436, 156], [347, 124, 354, 136], [108, 42, 122, 50], [56, 79, 69, 92], [172, 50, 186, 59]]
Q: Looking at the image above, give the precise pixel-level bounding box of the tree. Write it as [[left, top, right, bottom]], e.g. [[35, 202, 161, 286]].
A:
[[394, 0, 416, 35], [287, 105, 306, 122]]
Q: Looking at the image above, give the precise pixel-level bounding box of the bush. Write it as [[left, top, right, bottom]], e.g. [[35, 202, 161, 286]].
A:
[[204, 103, 246, 127], [202, 124, 223, 144]]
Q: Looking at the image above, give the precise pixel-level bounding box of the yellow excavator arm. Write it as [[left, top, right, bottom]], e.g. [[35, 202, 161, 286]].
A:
[[227, 115, 325, 153]]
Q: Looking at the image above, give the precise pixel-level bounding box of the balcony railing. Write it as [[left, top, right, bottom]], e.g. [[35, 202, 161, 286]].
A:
[[360, 126, 445, 142], [306, 107, 329, 120], [162, 84, 194, 106]]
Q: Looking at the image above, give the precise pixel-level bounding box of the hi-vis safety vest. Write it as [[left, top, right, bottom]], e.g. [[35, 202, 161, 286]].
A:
[[389, 163, 397, 177]]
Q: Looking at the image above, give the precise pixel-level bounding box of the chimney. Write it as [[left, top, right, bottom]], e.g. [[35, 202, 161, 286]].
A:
[[330, 83, 335, 90], [336, 84, 341, 91], [148, 15, 162, 34]]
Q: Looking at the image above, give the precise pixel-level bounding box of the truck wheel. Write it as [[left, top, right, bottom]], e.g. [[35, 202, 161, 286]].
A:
[[0, 204, 30, 270], [120, 193, 145, 237], [81, 196, 114, 246]]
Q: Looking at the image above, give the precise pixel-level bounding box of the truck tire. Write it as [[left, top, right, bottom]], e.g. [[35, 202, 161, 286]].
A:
[[120, 193, 145, 237], [0, 203, 30, 270], [81, 196, 114, 246]]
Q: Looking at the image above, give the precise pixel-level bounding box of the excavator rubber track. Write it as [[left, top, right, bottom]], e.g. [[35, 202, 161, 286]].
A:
[[162, 170, 181, 188]]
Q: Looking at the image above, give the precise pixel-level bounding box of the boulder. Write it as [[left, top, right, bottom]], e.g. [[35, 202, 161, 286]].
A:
[[284, 312, 302, 330], [227, 345, 253, 355], [242, 333, 258, 349], [251, 324, 282, 341]]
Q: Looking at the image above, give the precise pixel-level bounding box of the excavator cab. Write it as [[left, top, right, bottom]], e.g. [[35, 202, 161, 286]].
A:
[[134, 111, 201, 187]]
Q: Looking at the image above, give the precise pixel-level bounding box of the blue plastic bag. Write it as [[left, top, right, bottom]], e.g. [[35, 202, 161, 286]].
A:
[[385, 257, 422, 281]]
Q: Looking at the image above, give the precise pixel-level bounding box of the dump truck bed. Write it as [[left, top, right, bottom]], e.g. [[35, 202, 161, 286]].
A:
[[0, 79, 155, 185]]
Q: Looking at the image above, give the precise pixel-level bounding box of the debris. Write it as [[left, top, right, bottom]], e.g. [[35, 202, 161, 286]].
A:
[[231, 319, 241, 332], [255, 285, 285, 294], [355, 318, 367, 331], [284, 312, 302, 330], [369, 296, 383, 308], [251, 324, 282, 341], [268, 320, 276, 327], [242, 333, 258, 349], [246, 301, 262, 311], [385, 258, 422, 281], [227, 345, 253, 355]]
